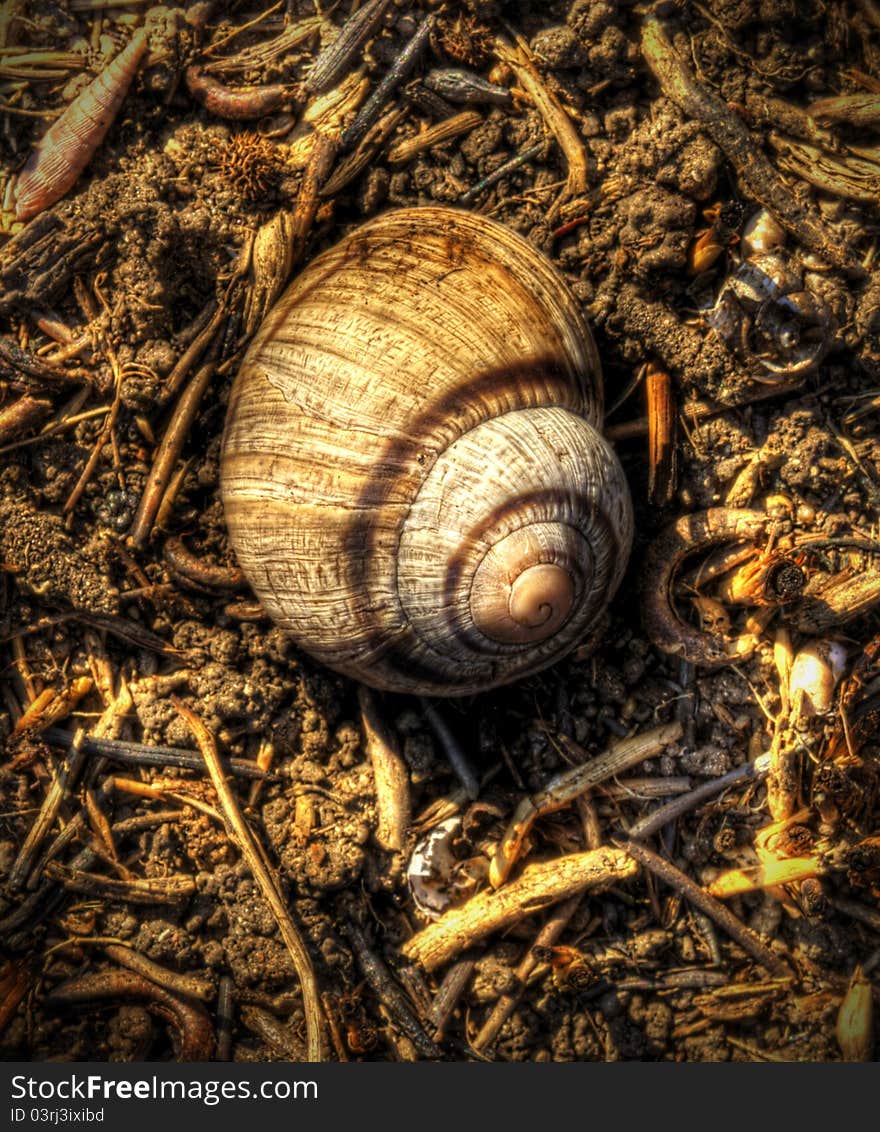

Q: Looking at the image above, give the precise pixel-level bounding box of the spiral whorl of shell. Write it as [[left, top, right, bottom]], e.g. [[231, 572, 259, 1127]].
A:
[[221, 207, 633, 695]]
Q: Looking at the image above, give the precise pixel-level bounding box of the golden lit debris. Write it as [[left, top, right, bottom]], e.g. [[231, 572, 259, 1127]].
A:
[[489, 721, 682, 887], [403, 847, 638, 972], [836, 966, 874, 1061], [789, 639, 848, 722], [708, 855, 823, 898], [11, 676, 93, 739]]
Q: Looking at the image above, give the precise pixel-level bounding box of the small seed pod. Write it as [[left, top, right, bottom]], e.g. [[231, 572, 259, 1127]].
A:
[[14, 29, 148, 222], [836, 965, 873, 1062], [789, 638, 847, 722], [185, 66, 290, 121], [424, 67, 512, 106]]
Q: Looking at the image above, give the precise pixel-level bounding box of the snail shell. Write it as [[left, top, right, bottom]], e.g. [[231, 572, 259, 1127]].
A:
[[14, 29, 148, 222], [707, 251, 832, 377], [221, 207, 633, 696]]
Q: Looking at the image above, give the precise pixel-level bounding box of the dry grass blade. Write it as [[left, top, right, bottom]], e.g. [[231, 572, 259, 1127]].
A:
[[172, 697, 325, 1062], [387, 109, 482, 166], [645, 362, 677, 507], [204, 15, 323, 73], [358, 685, 410, 853], [769, 133, 880, 205]]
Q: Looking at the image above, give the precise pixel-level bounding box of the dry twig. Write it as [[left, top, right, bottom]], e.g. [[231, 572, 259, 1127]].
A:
[[102, 944, 214, 1002], [491, 720, 683, 886], [173, 698, 325, 1062], [343, 919, 441, 1059], [494, 33, 587, 217], [627, 755, 769, 840], [622, 839, 792, 979], [402, 847, 637, 972], [43, 864, 196, 904], [128, 355, 218, 549], [471, 894, 582, 1053]]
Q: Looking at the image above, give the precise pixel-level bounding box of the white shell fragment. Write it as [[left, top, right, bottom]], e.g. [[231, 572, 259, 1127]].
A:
[[706, 251, 833, 377], [740, 208, 786, 260], [789, 638, 847, 722], [407, 817, 481, 920]]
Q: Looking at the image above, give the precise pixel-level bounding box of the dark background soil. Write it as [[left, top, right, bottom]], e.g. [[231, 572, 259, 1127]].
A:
[[0, 0, 879, 1062]]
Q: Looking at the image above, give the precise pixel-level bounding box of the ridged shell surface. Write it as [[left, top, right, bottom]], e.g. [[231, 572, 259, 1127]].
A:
[[221, 207, 633, 695], [14, 29, 148, 222]]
